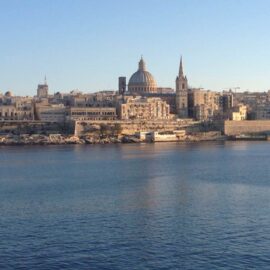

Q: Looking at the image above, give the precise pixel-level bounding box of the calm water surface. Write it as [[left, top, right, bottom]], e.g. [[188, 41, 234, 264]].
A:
[[1, 142, 270, 269]]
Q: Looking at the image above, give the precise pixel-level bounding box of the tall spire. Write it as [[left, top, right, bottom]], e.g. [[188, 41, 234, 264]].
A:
[[179, 56, 184, 77], [44, 75, 47, 85]]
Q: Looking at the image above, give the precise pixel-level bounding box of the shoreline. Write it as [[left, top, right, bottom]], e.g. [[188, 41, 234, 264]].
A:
[[1, 133, 268, 146], [0, 133, 228, 146]]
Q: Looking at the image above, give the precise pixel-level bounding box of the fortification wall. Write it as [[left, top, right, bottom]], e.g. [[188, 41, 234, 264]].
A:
[[0, 121, 74, 135], [224, 120, 270, 136], [74, 119, 213, 136], [0, 119, 220, 137]]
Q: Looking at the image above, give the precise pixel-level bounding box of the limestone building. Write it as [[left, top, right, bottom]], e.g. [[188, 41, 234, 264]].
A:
[[230, 104, 247, 121], [37, 78, 49, 98], [68, 91, 117, 108], [188, 88, 221, 121], [221, 92, 234, 117], [118, 77, 126, 95], [0, 93, 34, 121], [35, 104, 67, 122], [67, 107, 116, 121], [119, 96, 170, 120]]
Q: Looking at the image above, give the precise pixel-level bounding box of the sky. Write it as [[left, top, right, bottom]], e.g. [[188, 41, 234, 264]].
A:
[[1, 0, 270, 95]]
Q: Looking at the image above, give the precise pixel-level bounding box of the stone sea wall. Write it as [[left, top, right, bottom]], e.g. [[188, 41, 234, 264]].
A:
[[0, 120, 224, 145], [224, 120, 270, 136], [74, 119, 216, 136], [0, 121, 74, 135]]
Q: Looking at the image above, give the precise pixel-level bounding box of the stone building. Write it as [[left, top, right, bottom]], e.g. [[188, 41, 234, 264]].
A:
[[230, 104, 247, 121], [67, 107, 116, 121], [68, 91, 117, 108], [118, 77, 126, 95], [140, 92, 176, 114], [37, 78, 49, 98], [221, 92, 234, 114], [188, 88, 221, 121], [0, 105, 33, 121], [0, 92, 34, 121], [119, 96, 170, 120], [229, 91, 270, 120], [254, 104, 270, 120], [35, 104, 67, 122]]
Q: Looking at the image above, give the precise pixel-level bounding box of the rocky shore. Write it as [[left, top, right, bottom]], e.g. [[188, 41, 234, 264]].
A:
[[0, 132, 226, 146], [0, 134, 124, 145]]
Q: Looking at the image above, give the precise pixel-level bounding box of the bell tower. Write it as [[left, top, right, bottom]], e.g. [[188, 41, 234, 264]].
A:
[[176, 57, 188, 118]]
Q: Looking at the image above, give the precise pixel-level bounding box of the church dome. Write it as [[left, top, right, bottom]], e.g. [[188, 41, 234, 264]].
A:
[[128, 58, 157, 94], [5, 91, 12, 97]]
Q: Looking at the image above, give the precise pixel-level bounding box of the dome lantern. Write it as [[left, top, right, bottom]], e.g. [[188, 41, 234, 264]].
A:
[[138, 57, 146, 71]]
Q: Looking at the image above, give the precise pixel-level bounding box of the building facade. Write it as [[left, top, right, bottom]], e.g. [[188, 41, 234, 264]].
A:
[[0, 93, 34, 120], [120, 97, 170, 120], [188, 89, 221, 121], [67, 107, 117, 121], [35, 104, 67, 122], [37, 78, 49, 98], [230, 104, 247, 121]]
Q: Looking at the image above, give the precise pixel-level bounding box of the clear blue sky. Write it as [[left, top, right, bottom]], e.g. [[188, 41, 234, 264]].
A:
[[1, 0, 270, 95]]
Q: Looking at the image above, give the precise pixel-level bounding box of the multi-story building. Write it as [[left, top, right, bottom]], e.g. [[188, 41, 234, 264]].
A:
[[118, 77, 126, 95], [35, 104, 67, 122], [188, 88, 221, 121], [35, 102, 117, 122], [221, 92, 234, 114], [0, 92, 34, 120], [0, 104, 33, 121], [67, 91, 117, 108], [37, 78, 49, 98], [232, 91, 270, 119], [119, 96, 170, 120], [230, 104, 247, 121], [254, 104, 270, 120], [67, 107, 117, 121]]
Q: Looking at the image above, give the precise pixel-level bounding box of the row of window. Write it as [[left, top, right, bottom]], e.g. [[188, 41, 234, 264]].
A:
[[71, 111, 115, 116], [129, 87, 156, 92], [0, 112, 32, 117], [73, 117, 116, 121]]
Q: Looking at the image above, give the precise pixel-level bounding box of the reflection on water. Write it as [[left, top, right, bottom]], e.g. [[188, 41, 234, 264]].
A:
[[1, 142, 270, 269]]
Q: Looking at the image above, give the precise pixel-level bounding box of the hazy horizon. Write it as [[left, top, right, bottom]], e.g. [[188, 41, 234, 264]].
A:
[[1, 0, 270, 95]]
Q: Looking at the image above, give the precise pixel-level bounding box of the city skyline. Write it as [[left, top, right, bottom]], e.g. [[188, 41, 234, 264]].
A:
[[1, 0, 270, 95]]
